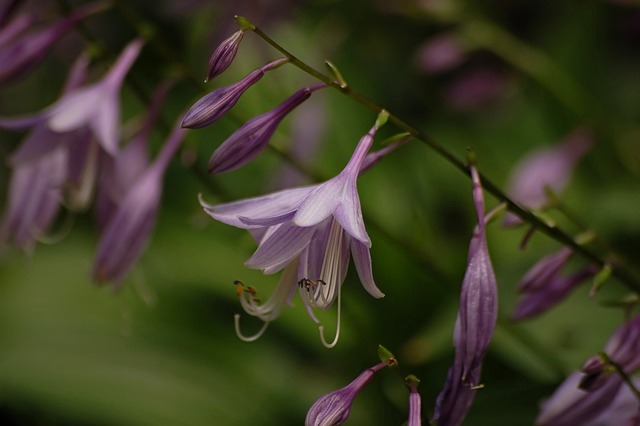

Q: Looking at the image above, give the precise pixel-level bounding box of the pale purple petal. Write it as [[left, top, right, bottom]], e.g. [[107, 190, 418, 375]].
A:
[[244, 223, 316, 273], [351, 239, 384, 298], [293, 178, 344, 227], [200, 186, 312, 228]]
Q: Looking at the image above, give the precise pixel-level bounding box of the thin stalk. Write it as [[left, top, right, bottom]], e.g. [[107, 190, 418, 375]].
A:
[[248, 18, 640, 292]]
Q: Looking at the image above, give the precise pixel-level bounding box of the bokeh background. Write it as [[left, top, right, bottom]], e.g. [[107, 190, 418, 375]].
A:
[[1, 0, 640, 424]]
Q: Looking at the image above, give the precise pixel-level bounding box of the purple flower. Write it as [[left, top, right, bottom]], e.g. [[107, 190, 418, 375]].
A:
[[512, 248, 597, 320], [305, 360, 390, 426], [433, 165, 498, 426], [503, 128, 593, 226], [0, 2, 107, 85], [407, 379, 422, 426], [182, 57, 288, 129], [0, 141, 66, 253], [0, 38, 143, 156], [580, 314, 640, 390], [443, 67, 509, 111], [205, 29, 244, 82], [208, 83, 326, 174], [200, 114, 388, 346], [537, 315, 640, 425], [536, 372, 626, 426], [93, 122, 187, 286], [415, 33, 466, 74]]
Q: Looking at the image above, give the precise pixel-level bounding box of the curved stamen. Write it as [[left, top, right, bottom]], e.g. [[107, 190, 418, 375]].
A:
[[318, 280, 342, 348], [234, 313, 270, 342]]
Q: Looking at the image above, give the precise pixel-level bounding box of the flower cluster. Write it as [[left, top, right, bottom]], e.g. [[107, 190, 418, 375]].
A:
[[0, 15, 187, 286]]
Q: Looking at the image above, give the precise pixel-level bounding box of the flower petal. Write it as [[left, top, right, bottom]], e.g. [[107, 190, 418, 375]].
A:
[[351, 239, 384, 298], [245, 222, 315, 273]]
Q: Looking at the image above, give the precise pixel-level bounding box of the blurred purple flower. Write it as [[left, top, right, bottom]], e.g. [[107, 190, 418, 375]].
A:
[[96, 81, 174, 230], [503, 128, 593, 226], [201, 115, 387, 346], [537, 314, 640, 425], [433, 165, 498, 426], [305, 360, 390, 426], [415, 33, 466, 74], [0, 0, 21, 28], [0, 142, 66, 253], [512, 248, 597, 320], [0, 1, 107, 85], [208, 83, 326, 174], [93, 122, 187, 286], [443, 67, 509, 111], [536, 372, 627, 426], [182, 57, 287, 129], [206, 29, 244, 82], [580, 313, 640, 391], [0, 39, 143, 158]]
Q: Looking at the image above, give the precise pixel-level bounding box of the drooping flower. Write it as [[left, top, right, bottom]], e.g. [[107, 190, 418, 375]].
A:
[[0, 38, 144, 156], [503, 128, 593, 226], [305, 359, 392, 426], [433, 165, 498, 426], [536, 314, 640, 425], [182, 57, 288, 129], [208, 83, 327, 174], [579, 313, 640, 391], [512, 248, 597, 320], [93, 121, 187, 286], [0, 142, 66, 253], [200, 112, 388, 346], [0, 1, 107, 85]]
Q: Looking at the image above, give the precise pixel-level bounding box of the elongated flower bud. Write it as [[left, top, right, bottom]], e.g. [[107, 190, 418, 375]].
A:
[[205, 30, 244, 82], [182, 58, 287, 129], [305, 360, 391, 426], [208, 83, 326, 174]]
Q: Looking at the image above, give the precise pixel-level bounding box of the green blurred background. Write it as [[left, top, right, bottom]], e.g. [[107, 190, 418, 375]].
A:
[[1, 0, 640, 424]]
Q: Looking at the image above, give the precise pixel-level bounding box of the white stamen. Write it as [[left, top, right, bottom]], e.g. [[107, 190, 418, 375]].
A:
[[234, 314, 270, 342], [318, 281, 342, 348]]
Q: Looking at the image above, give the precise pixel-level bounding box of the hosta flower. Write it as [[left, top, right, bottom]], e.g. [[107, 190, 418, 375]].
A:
[[503, 128, 593, 226], [0, 38, 144, 156], [433, 165, 498, 426], [305, 359, 392, 426], [208, 83, 327, 173], [93, 122, 187, 286], [0, 142, 66, 253], [182, 57, 288, 129], [537, 314, 640, 425], [200, 113, 388, 346], [512, 248, 597, 320]]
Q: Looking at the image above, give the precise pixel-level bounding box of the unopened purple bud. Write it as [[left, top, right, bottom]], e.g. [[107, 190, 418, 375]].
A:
[[205, 30, 244, 82], [208, 83, 326, 174], [182, 58, 287, 129], [434, 165, 497, 426], [305, 360, 389, 426], [407, 381, 422, 426]]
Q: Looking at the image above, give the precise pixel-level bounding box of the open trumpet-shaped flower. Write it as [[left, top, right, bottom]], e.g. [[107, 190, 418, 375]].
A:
[[200, 113, 389, 346]]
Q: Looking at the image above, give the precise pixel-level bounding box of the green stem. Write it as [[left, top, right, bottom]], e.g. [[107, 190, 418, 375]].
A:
[[248, 20, 640, 293], [600, 352, 640, 402]]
